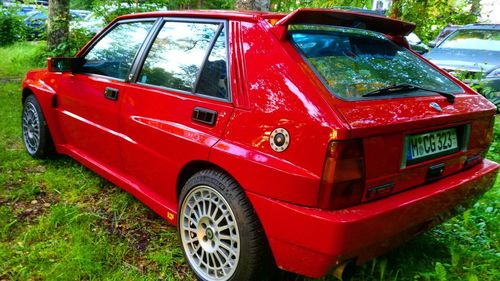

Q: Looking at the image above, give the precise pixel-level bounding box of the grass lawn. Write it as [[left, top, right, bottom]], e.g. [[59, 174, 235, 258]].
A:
[[0, 42, 498, 281]]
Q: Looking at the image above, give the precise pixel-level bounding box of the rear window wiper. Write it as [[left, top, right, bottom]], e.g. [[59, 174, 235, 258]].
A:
[[362, 83, 455, 103]]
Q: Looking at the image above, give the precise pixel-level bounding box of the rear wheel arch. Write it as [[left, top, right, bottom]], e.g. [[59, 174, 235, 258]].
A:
[[176, 160, 276, 250], [177, 166, 278, 280], [176, 161, 234, 200]]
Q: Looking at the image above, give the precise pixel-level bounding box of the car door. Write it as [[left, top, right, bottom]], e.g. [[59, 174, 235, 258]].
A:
[[119, 19, 234, 210], [55, 19, 157, 173]]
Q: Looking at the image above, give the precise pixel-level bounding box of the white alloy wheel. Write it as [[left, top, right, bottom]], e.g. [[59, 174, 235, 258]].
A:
[[180, 185, 240, 280]]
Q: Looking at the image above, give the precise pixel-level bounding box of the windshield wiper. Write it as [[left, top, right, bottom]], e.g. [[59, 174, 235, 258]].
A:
[[362, 83, 455, 103]]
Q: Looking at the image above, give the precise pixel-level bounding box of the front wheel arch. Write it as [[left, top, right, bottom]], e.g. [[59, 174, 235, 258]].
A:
[[21, 94, 55, 158], [22, 87, 34, 104]]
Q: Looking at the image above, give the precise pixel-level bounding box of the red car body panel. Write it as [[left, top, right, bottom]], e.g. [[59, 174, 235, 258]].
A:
[[118, 82, 234, 216], [22, 9, 498, 278]]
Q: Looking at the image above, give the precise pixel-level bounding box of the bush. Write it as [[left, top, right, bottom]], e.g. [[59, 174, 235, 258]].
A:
[[0, 8, 26, 46], [68, 27, 94, 54], [92, 0, 168, 24], [391, 0, 478, 44]]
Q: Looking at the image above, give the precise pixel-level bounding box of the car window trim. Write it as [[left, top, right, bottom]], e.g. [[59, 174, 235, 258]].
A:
[[77, 18, 160, 82], [193, 23, 224, 95], [131, 81, 232, 103], [130, 17, 232, 103], [127, 18, 164, 83]]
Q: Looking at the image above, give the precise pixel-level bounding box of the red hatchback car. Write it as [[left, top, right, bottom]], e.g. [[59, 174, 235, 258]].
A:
[[21, 8, 498, 281]]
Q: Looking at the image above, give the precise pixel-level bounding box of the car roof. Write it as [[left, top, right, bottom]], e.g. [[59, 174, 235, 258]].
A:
[[456, 23, 499, 30], [116, 10, 286, 22], [115, 8, 415, 36]]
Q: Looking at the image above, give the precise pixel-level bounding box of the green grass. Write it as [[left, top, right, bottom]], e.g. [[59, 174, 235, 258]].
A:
[[0, 42, 46, 78], [0, 42, 498, 281]]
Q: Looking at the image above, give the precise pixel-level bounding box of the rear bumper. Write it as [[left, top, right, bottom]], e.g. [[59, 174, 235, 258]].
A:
[[247, 159, 499, 278]]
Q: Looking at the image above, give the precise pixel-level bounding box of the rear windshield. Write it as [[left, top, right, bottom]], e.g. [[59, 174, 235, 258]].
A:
[[289, 25, 463, 99]]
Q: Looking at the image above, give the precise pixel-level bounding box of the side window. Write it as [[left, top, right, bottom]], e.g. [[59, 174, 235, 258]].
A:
[[196, 28, 228, 99], [82, 21, 154, 80], [138, 21, 228, 98]]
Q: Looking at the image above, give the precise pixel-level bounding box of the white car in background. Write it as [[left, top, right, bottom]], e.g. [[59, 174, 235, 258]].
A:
[[71, 12, 105, 35], [71, 3, 168, 35]]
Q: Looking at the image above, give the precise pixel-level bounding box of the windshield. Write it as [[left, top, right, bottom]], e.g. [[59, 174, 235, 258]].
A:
[[439, 29, 500, 51], [289, 25, 463, 99]]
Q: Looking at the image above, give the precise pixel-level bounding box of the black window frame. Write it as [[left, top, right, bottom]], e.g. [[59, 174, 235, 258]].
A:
[[77, 18, 161, 82], [129, 17, 232, 103]]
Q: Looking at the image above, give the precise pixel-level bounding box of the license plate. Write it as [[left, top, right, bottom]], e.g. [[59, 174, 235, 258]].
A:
[[408, 128, 458, 160]]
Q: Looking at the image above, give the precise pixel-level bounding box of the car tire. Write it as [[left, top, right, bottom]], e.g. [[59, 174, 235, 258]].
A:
[[22, 95, 54, 158], [178, 169, 273, 281]]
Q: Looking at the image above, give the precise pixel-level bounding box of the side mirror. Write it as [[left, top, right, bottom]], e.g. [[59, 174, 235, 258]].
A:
[[428, 41, 436, 48], [48, 57, 85, 73]]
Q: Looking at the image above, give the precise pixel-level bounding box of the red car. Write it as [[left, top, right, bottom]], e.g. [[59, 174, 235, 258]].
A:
[[21, 8, 498, 281]]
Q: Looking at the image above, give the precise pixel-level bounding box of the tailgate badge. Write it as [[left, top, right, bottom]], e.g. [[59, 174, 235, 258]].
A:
[[430, 102, 443, 112]]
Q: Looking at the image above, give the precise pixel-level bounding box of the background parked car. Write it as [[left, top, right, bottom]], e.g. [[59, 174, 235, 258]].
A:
[[14, 4, 35, 16], [424, 24, 500, 94], [24, 9, 87, 40], [430, 24, 499, 48], [71, 9, 91, 19], [70, 12, 105, 35], [406, 32, 429, 54], [429, 25, 461, 47]]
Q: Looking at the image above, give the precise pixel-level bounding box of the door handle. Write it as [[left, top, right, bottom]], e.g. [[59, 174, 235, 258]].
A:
[[192, 107, 217, 126], [104, 87, 119, 100]]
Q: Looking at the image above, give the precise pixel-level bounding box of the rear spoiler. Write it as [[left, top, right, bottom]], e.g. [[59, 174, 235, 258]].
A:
[[270, 8, 416, 40]]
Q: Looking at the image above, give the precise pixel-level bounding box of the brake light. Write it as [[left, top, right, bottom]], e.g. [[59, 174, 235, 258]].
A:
[[318, 140, 365, 210]]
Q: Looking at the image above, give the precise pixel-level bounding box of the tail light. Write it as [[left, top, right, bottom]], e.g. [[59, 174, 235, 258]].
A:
[[318, 140, 365, 210]]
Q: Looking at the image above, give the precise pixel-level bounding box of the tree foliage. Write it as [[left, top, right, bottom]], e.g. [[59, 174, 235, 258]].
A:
[[0, 8, 26, 46], [70, 0, 93, 10], [91, 0, 234, 23], [270, 0, 372, 11], [391, 0, 480, 43], [235, 0, 270, 11]]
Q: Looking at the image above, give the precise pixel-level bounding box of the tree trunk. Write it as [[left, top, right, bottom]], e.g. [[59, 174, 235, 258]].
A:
[[235, 0, 271, 11], [389, 0, 401, 18], [469, 0, 481, 16], [47, 0, 70, 50]]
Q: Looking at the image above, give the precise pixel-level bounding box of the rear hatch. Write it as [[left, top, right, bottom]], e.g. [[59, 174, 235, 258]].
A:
[[336, 94, 495, 202], [276, 9, 496, 203]]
